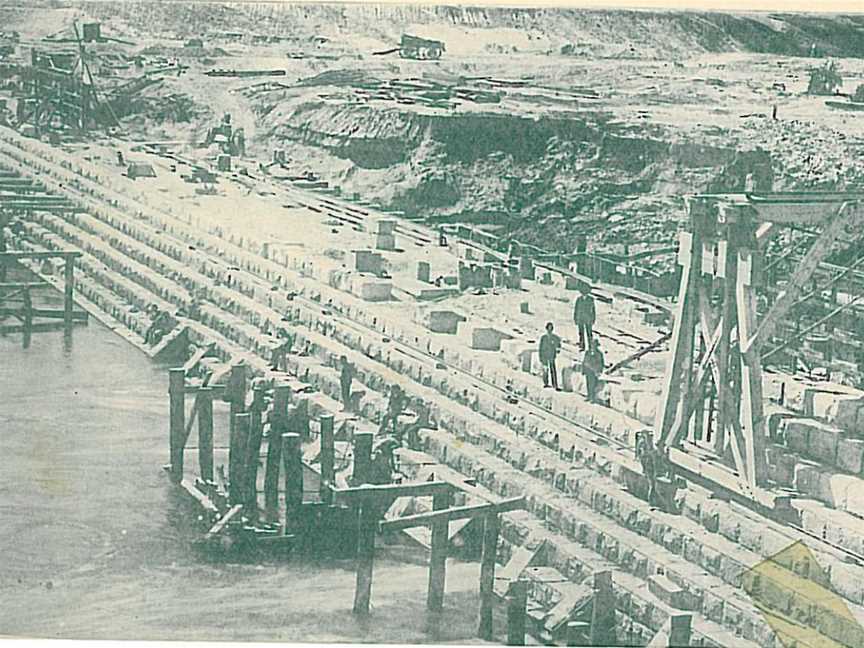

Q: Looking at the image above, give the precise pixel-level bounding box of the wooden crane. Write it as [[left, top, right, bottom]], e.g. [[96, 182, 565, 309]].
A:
[[655, 192, 864, 496]]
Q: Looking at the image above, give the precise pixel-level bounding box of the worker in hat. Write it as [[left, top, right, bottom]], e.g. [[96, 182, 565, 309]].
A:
[[539, 322, 562, 390], [573, 285, 596, 351]]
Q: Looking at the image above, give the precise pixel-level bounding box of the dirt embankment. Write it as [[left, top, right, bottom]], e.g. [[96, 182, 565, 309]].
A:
[[262, 100, 773, 253]]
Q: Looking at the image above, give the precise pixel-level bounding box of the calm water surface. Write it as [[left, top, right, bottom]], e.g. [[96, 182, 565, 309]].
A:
[[0, 316, 485, 642]]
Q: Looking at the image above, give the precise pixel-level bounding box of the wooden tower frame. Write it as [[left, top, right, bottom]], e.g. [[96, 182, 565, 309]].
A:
[[656, 193, 863, 493]]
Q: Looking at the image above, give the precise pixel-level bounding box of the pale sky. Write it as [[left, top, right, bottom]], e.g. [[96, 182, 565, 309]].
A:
[[282, 0, 864, 13]]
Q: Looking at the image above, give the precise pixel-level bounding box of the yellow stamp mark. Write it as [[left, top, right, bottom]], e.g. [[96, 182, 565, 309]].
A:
[[741, 540, 864, 648]]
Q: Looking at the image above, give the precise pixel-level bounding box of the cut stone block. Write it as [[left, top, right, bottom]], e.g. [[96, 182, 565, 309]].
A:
[[374, 218, 397, 236], [782, 418, 811, 455], [807, 423, 840, 465], [462, 325, 514, 352], [837, 438, 864, 475], [519, 257, 535, 280], [375, 232, 396, 251], [417, 309, 466, 335], [417, 261, 431, 283], [808, 389, 864, 432], [350, 276, 392, 302], [353, 249, 383, 275]]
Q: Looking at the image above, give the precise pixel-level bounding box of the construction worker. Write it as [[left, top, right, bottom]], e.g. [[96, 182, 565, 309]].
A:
[[340, 355, 355, 411], [379, 384, 406, 436], [539, 322, 562, 390], [573, 285, 596, 350], [582, 338, 605, 403], [144, 309, 172, 346], [635, 431, 658, 506], [369, 437, 400, 485]]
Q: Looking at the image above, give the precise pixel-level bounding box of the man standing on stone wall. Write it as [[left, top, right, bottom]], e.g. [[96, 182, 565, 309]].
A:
[[340, 355, 354, 411], [539, 322, 562, 391], [573, 285, 596, 350], [582, 338, 605, 403]]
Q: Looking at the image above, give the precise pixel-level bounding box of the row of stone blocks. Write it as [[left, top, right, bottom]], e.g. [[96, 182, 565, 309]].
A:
[[10, 134, 864, 640], [27, 209, 828, 648], [22, 135, 864, 604], [30, 210, 860, 648], [24, 205, 779, 647], [28, 178, 864, 636]]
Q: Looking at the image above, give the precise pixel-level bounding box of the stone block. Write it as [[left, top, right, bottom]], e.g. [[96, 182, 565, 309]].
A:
[[519, 257, 535, 280], [766, 444, 795, 486], [353, 249, 383, 275], [841, 477, 864, 516], [350, 276, 392, 302], [416, 261, 431, 283], [793, 461, 821, 497], [375, 232, 396, 251], [782, 418, 811, 455], [374, 218, 397, 236], [464, 325, 514, 352], [837, 437, 864, 475], [810, 389, 864, 432], [418, 309, 465, 335], [806, 422, 841, 465], [648, 574, 688, 610]]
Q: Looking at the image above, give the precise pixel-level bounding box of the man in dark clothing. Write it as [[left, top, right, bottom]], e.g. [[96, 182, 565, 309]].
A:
[[379, 384, 406, 436], [339, 355, 355, 411], [538, 322, 562, 390], [573, 286, 596, 350], [582, 338, 605, 403]]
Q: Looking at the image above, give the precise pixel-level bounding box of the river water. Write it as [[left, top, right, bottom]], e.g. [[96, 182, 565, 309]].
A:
[[0, 314, 487, 642]]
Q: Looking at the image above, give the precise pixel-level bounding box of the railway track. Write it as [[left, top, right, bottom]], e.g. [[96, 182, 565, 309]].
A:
[[4, 130, 864, 647]]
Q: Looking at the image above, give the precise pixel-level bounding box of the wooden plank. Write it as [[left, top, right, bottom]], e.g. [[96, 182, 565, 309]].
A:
[[351, 430, 373, 485], [264, 384, 289, 521], [545, 583, 593, 632], [168, 368, 186, 484], [334, 480, 451, 504], [229, 412, 250, 505], [319, 414, 335, 504], [21, 287, 31, 349], [282, 433, 302, 531], [202, 503, 243, 542], [178, 478, 219, 516], [0, 282, 48, 290], [63, 257, 74, 329], [427, 490, 450, 612], [0, 320, 85, 334], [743, 201, 857, 355], [495, 544, 542, 597], [353, 502, 377, 616], [506, 580, 528, 646], [737, 249, 768, 488], [590, 570, 616, 646], [244, 386, 267, 517], [477, 512, 500, 641], [655, 230, 700, 446], [0, 250, 82, 260], [197, 387, 214, 483], [380, 496, 525, 532]]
